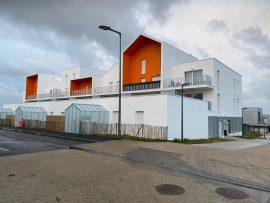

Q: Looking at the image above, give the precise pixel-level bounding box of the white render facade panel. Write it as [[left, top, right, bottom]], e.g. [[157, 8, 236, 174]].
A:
[[167, 96, 208, 140]]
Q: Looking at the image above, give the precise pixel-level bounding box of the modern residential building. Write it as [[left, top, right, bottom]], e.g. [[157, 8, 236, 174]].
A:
[[4, 34, 242, 139]]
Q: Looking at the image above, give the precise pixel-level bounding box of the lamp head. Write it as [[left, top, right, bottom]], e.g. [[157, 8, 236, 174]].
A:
[[99, 25, 111, 31]]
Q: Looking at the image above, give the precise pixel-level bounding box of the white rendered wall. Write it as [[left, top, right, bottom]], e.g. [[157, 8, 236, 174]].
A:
[[37, 74, 53, 95], [167, 95, 209, 140], [61, 66, 81, 91], [169, 59, 214, 109], [92, 64, 119, 90], [4, 94, 209, 140], [46, 77, 62, 92], [161, 42, 198, 85], [212, 59, 242, 117]]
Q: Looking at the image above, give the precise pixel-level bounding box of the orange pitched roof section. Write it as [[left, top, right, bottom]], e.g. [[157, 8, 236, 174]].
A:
[[123, 35, 161, 86], [25, 74, 38, 99], [70, 77, 92, 96]]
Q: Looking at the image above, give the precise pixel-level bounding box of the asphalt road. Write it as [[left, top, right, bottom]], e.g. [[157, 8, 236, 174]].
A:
[[0, 129, 86, 157]]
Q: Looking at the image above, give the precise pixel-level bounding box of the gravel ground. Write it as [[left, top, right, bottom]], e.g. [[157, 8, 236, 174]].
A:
[[0, 140, 269, 202]]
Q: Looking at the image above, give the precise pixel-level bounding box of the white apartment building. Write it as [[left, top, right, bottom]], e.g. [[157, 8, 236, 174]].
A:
[[4, 34, 242, 139]]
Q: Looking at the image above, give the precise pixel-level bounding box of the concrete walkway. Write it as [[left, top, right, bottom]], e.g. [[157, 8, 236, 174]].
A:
[[195, 136, 270, 150]]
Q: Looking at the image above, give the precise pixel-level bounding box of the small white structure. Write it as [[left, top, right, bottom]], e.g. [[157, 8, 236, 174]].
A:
[[15, 106, 47, 127], [0, 108, 14, 119], [65, 103, 109, 134]]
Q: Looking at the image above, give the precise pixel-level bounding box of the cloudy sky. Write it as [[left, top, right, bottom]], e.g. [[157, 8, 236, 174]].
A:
[[0, 0, 269, 112]]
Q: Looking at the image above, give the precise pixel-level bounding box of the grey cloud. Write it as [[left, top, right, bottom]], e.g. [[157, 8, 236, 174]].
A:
[[0, 0, 180, 54], [144, 0, 184, 23], [233, 26, 270, 69], [243, 71, 270, 112], [207, 19, 229, 32]]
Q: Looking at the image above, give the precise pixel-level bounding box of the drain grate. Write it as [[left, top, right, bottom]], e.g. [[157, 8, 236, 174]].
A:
[[215, 187, 249, 200], [155, 184, 185, 195]]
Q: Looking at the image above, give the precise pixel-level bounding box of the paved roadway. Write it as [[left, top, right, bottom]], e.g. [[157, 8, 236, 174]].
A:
[[0, 129, 86, 157]]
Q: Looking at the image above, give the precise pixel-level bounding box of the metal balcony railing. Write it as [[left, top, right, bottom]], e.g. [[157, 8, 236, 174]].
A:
[[94, 85, 119, 95], [123, 81, 160, 91], [71, 89, 92, 96], [163, 75, 212, 88], [26, 95, 37, 100], [38, 91, 69, 99]]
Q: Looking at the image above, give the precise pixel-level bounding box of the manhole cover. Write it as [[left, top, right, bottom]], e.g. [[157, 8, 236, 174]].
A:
[[155, 184, 185, 195], [215, 187, 249, 200]]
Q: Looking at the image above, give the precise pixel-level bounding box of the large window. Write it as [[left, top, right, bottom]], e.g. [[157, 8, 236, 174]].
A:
[[185, 70, 203, 85], [141, 59, 146, 74]]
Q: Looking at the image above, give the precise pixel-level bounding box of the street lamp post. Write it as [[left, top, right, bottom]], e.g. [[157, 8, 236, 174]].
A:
[[181, 83, 190, 141], [263, 118, 267, 139], [99, 25, 122, 137], [242, 107, 247, 137]]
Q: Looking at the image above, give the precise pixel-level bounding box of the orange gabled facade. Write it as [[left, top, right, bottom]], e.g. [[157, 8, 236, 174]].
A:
[[70, 77, 92, 96], [123, 35, 161, 88], [25, 74, 38, 99]]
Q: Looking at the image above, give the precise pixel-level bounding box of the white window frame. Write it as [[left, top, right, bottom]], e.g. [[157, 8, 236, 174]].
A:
[[217, 70, 220, 89], [141, 59, 146, 74]]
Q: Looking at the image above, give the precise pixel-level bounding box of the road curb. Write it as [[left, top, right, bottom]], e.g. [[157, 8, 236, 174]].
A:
[[0, 127, 96, 143]]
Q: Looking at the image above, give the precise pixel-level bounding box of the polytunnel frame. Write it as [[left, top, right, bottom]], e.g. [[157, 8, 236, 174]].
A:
[[64, 103, 109, 134]]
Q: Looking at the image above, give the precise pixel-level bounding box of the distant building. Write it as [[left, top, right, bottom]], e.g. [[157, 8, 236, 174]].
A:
[[243, 107, 269, 135]]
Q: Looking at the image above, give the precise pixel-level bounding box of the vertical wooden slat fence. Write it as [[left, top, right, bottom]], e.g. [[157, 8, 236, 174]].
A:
[[80, 122, 168, 140]]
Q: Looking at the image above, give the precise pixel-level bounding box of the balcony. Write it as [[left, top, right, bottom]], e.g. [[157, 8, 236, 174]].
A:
[[70, 89, 92, 96], [123, 81, 160, 92], [163, 75, 212, 89], [94, 85, 119, 95], [38, 91, 69, 100]]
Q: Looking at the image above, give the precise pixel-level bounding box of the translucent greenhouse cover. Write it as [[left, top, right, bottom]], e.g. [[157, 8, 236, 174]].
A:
[[18, 106, 47, 113], [72, 104, 108, 112], [0, 108, 14, 113]]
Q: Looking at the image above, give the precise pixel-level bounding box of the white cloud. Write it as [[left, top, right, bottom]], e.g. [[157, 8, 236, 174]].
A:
[[134, 0, 270, 112]]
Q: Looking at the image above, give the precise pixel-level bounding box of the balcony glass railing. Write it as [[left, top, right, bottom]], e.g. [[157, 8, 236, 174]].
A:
[[163, 75, 212, 88], [124, 81, 160, 91], [94, 85, 119, 95], [38, 91, 69, 99], [70, 89, 92, 96]]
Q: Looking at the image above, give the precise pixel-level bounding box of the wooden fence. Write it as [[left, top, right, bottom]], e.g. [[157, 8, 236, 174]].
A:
[[80, 122, 168, 140], [0, 115, 15, 127], [21, 116, 65, 132]]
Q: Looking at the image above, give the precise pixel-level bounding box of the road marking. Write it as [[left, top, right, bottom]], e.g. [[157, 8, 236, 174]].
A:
[[0, 147, 10, 152]]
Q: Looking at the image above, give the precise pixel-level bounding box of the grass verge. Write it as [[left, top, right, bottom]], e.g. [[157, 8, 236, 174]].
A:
[[173, 137, 233, 144], [235, 134, 262, 139], [96, 134, 232, 144]]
